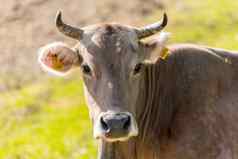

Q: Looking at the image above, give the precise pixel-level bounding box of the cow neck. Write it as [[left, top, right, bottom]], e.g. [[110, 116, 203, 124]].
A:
[[98, 60, 176, 159], [136, 60, 175, 156], [99, 139, 138, 159]]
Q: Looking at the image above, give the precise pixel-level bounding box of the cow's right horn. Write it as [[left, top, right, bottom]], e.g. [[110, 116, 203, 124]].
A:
[[135, 13, 168, 39], [55, 11, 84, 40]]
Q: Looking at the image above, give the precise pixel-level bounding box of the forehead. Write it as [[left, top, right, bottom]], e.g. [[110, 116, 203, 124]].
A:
[[80, 24, 139, 66]]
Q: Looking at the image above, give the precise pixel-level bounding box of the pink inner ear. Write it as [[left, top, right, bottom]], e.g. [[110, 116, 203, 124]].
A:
[[43, 53, 52, 67], [42, 51, 54, 68], [42, 51, 64, 70], [38, 42, 75, 76]]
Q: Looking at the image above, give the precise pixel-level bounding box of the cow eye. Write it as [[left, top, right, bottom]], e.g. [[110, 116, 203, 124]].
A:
[[133, 63, 143, 75], [81, 64, 92, 76]]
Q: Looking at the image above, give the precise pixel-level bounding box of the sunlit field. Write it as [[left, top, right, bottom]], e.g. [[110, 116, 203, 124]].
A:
[[1, 0, 238, 158], [0, 76, 97, 159]]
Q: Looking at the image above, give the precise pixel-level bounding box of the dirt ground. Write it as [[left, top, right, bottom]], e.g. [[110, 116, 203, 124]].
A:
[[0, 0, 165, 91]]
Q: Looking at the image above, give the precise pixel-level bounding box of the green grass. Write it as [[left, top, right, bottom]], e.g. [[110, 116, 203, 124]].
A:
[[1, 0, 238, 158], [0, 76, 97, 159], [148, 0, 238, 50]]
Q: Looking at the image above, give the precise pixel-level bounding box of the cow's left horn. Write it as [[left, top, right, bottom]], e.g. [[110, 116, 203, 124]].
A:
[[55, 11, 84, 40], [136, 13, 168, 39]]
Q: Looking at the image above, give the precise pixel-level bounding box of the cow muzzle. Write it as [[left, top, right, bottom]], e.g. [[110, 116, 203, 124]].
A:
[[94, 111, 138, 142]]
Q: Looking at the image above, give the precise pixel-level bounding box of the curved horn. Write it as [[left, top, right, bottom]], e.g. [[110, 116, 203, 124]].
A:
[[136, 13, 168, 39], [55, 11, 84, 40]]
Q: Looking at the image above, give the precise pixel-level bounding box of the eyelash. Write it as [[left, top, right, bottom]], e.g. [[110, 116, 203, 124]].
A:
[[81, 64, 92, 76], [81, 63, 143, 77], [133, 63, 143, 75]]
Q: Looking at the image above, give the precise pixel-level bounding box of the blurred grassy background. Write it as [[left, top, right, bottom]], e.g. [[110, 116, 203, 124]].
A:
[[1, 0, 238, 158]]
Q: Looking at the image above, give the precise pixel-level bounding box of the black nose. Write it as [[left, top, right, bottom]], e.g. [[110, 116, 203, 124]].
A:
[[100, 113, 131, 138]]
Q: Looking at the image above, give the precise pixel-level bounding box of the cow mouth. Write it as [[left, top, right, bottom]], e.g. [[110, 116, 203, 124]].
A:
[[101, 135, 131, 142], [94, 111, 139, 142]]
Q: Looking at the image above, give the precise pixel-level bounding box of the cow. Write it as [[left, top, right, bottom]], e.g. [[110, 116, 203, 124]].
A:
[[38, 11, 238, 159]]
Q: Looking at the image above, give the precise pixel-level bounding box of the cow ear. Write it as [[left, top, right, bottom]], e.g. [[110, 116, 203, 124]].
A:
[[38, 42, 82, 76], [142, 32, 170, 63]]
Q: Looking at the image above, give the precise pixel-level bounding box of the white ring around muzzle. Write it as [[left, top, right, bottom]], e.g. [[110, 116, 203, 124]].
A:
[[93, 111, 138, 142]]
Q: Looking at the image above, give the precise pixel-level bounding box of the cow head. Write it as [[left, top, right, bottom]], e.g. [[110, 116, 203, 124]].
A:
[[38, 11, 169, 143]]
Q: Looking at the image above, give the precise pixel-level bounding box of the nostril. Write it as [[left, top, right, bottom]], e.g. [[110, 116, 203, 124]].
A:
[[100, 114, 132, 136], [100, 117, 109, 132], [123, 116, 131, 130]]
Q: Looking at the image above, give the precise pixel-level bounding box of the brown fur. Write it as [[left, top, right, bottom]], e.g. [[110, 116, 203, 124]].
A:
[[106, 44, 238, 159], [81, 26, 238, 158], [42, 22, 238, 159]]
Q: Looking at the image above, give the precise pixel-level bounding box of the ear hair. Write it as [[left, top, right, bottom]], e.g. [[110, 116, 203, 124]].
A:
[[38, 42, 77, 76], [156, 32, 171, 46], [143, 32, 171, 63], [146, 32, 170, 50]]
